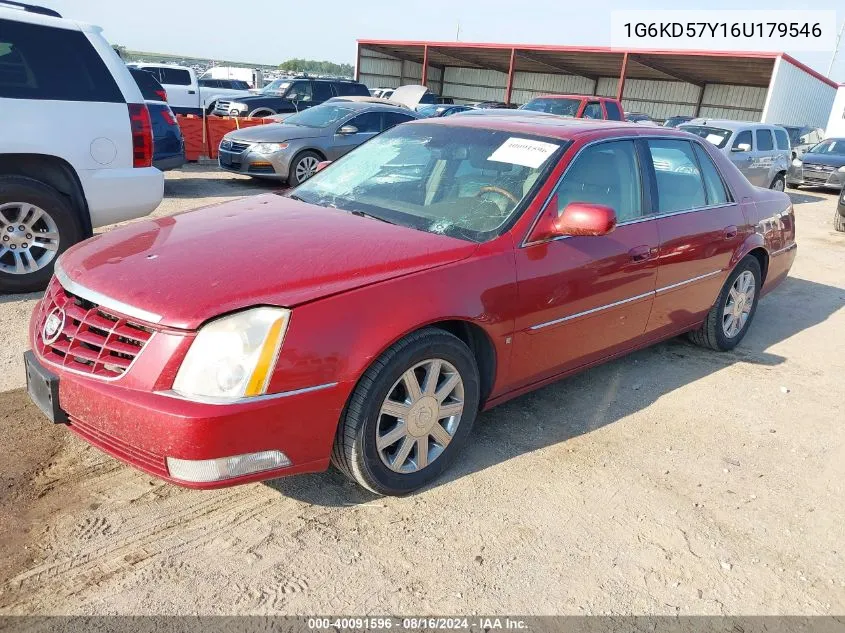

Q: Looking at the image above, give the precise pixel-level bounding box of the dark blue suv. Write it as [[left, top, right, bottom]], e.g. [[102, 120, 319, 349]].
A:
[[128, 67, 185, 171]]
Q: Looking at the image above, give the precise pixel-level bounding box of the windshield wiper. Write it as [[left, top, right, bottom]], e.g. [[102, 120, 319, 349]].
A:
[[287, 193, 306, 202], [349, 209, 394, 224]]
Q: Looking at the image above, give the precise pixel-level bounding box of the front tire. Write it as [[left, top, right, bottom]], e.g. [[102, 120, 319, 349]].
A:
[[332, 328, 480, 495], [834, 207, 845, 232], [770, 173, 785, 191], [688, 255, 762, 351], [247, 108, 276, 118], [0, 176, 82, 294], [288, 151, 322, 186]]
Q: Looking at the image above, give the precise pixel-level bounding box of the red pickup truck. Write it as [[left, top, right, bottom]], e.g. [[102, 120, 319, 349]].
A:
[[520, 94, 624, 120]]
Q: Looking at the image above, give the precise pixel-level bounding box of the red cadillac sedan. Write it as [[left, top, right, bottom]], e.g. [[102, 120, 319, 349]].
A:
[[25, 115, 796, 495]]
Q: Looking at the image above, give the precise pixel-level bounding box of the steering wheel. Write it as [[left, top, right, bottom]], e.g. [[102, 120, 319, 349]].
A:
[[476, 186, 519, 204]]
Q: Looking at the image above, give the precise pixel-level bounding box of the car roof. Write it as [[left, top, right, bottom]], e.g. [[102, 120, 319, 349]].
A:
[[320, 101, 416, 113], [532, 94, 612, 101], [406, 113, 679, 141], [683, 119, 783, 131]]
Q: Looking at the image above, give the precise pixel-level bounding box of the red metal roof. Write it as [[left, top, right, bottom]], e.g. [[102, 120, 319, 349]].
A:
[[357, 40, 838, 89]]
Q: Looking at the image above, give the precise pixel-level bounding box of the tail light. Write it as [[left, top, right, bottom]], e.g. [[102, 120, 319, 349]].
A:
[[160, 108, 177, 126], [128, 103, 153, 168], [155, 89, 168, 102]]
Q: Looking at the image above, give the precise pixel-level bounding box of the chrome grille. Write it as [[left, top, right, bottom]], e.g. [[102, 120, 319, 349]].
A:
[[35, 277, 154, 379], [220, 140, 250, 153]]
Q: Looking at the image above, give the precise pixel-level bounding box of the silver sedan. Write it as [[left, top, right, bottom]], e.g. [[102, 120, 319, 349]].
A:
[[217, 102, 419, 185]]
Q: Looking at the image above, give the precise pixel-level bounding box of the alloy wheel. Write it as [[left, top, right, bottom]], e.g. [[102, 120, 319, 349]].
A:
[[376, 359, 465, 474], [722, 270, 755, 338], [0, 202, 60, 275], [295, 156, 319, 183]]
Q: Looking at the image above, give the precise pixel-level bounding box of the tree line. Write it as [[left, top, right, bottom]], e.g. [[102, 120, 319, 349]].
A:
[[278, 59, 354, 77]]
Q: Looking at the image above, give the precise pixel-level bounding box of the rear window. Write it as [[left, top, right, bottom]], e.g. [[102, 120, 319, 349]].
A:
[[680, 125, 733, 149], [158, 67, 192, 86], [521, 97, 581, 117], [129, 67, 164, 101], [0, 19, 123, 102], [774, 128, 790, 151]]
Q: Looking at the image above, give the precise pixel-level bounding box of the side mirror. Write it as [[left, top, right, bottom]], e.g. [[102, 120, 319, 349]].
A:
[[528, 197, 617, 242], [315, 160, 332, 173], [732, 143, 752, 153], [337, 125, 358, 135]]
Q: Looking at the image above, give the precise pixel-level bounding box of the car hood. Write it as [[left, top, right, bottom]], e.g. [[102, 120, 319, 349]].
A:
[[226, 123, 326, 142], [800, 152, 845, 167], [389, 85, 429, 109], [58, 195, 477, 330]]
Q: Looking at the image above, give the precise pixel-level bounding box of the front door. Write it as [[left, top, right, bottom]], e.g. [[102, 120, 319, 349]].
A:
[[329, 111, 382, 159], [729, 129, 761, 185], [510, 139, 660, 388]]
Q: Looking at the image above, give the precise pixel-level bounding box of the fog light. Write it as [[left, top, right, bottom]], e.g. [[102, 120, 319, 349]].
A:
[[166, 450, 291, 483]]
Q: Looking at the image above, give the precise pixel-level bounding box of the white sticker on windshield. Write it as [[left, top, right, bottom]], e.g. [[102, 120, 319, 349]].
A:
[[705, 133, 724, 145], [488, 138, 560, 169]]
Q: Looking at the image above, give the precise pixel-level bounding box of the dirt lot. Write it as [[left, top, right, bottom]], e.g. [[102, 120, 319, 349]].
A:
[[1, 166, 843, 615]]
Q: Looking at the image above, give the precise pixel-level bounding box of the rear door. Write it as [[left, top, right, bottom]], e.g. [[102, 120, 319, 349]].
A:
[[510, 139, 660, 388], [581, 101, 604, 119], [754, 128, 778, 188], [644, 139, 746, 337]]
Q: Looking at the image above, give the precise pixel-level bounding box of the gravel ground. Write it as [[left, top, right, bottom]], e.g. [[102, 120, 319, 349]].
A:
[[1, 167, 843, 615]]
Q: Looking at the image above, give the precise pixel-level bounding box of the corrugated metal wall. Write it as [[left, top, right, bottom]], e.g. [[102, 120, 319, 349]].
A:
[[358, 47, 442, 94], [596, 78, 701, 120], [442, 67, 507, 103], [699, 84, 767, 121], [761, 57, 837, 128], [510, 72, 595, 105]]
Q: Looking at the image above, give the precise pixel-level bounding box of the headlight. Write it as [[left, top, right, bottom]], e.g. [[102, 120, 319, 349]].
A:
[[173, 307, 290, 401], [252, 142, 289, 155], [792, 158, 802, 167]]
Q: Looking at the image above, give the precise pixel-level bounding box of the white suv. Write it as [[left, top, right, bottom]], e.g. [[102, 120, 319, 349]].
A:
[[0, 2, 164, 293]]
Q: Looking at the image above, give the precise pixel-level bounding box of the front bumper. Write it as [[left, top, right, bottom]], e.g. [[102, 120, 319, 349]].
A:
[[218, 146, 292, 180], [786, 165, 845, 189], [26, 296, 349, 489]]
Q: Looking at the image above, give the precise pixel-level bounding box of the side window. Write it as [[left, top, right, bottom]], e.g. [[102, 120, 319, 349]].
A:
[[692, 144, 730, 206], [159, 68, 192, 86], [582, 102, 604, 119], [556, 140, 643, 223], [312, 82, 334, 102], [139, 67, 162, 83], [647, 139, 707, 213], [346, 112, 382, 134], [286, 81, 312, 102], [382, 112, 415, 130], [0, 18, 122, 102], [756, 129, 774, 151], [773, 129, 790, 151], [604, 101, 623, 121], [732, 130, 753, 151]]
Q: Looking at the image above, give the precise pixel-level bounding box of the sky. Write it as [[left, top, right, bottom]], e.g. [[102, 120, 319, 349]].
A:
[[45, 0, 845, 82]]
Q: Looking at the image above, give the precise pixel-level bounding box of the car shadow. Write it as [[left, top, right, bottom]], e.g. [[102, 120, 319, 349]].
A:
[[787, 190, 829, 204], [163, 175, 283, 199], [267, 276, 845, 506], [0, 290, 41, 303]]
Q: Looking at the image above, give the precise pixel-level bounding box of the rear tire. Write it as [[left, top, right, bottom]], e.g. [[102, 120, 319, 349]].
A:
[[769, 173, 785, 191], [834, 207, 845, 232], [331, 328, 480, 495], [688, 256, 762, 352], [0, 176, 82, 294]]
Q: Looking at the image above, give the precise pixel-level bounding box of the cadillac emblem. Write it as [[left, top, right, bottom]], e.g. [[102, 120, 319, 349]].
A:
[[43, 307, 66, 345]]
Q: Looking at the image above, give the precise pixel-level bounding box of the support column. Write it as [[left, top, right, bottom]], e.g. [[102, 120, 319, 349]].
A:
[[694, 83, 706, 117], [421, 44, 429, 88], [505, 47, 516, 104], [616, 52, 628, 102], [355, 43, 361, 82]]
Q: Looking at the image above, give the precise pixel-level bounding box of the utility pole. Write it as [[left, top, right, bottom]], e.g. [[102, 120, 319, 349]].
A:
[[456, 22, 461, 41], [829, 19, 845, 77]]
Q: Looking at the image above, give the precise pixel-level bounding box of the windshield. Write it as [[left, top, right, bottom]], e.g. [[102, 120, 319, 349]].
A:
[[680, 125, 732, 149], [807, 139, 845, 156], [416, 105, 440, 117], [291, 123, 566, 242], [261, 80, 291, 95], [284, 105, 353, 128], [520, 98, 581, 117]]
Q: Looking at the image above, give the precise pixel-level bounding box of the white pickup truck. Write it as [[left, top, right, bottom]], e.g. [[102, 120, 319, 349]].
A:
[[128, 63, 253, 115]]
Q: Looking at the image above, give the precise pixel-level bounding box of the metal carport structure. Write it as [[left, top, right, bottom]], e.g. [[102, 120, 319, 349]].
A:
[[356, 40, 838, 127]]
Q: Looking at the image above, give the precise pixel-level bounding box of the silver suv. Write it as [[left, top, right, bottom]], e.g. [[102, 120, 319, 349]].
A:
[[680, 119, 791, 191]]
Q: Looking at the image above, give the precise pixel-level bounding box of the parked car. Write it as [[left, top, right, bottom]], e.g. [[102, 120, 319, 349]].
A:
[[780, 125, 825, 159], [416, 104, 475, 118], [128, 63, 252, 115], [325, 96, 412, 109], [680, 120, 791, 190], [786, 138, 845, 190], [625, 112, 659, 126], [128, 68, 186, 172], [199, 78, 251, 91], [0, 3, 162, 293], [519, 94, 625, 120], [25, 115, 796, 495], [472, 101, 515, 109], [218, 101, 418, 184], [836, 188, 845, 232], [370, 88, 395, 99], [213, 78, 370, 118], [664, 115, 695, 128]]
